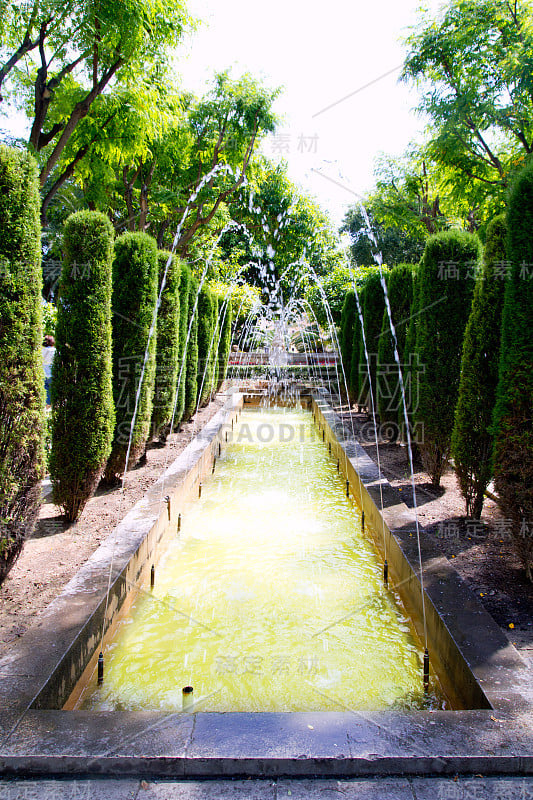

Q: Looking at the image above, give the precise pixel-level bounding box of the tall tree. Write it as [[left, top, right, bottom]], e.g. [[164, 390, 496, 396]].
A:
[[402, 0, 533, 209], [83, 73, 278, 256], [0, 0, 190, 213], [341, 204, 424, 267], [233, 160, 342, 302]]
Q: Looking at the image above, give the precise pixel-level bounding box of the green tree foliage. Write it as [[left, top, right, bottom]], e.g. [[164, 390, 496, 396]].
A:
[[0, 0, 190, 214], [151, 250, 181, 443], [0, 146, 44, 582], [82, 73, 278, 256], [50, 211, 115, 520], [341, 205, 424, 267], [208, 279, 262, 350], [174, 262, 191, 426], [414, 230, 481, 486], [451, 216, 507, 519], [41, 299, 57, 336], [197, 283, 215, 407], [377, 264, 416, 434], [217, 296, 233, 390], [306, 263, 356, 327], [493, 165, 533, 580], [184, 275, 199, 421], [402, 0, 533, 215], [104, 232, 158, 482], [231, 160, 342, 303]]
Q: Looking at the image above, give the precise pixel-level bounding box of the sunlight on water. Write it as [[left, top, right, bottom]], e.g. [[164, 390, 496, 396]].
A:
[[78, 407, 442, 712]]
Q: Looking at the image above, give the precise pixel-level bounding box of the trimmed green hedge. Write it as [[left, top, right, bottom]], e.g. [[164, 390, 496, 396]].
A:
[[451, 217, 507, 518], [50, 211, 115, 521], [377, 264, 416, 432], [197, 284, 215, 407], [400, 264, 421, 442], [217, 296, 233, 390], [174, 263, 191, 427], [184, 275, 199, 421], [209, 294, 220, 397], [104, 232, 158, 482], [414, 230, 480, 486], [151, 250, 181, 443], [340, 290, 356, 401], [493, 165, 533, 580], [0, 146, 45, 582], [352, 272, 386, 409], [349, 301, 362, 405]]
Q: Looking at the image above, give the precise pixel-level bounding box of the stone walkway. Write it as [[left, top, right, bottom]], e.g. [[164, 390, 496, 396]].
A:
[[0, 776, 532, 799]]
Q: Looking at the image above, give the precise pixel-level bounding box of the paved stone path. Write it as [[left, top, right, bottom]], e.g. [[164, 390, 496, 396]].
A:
[[0, 777, 532, 799]]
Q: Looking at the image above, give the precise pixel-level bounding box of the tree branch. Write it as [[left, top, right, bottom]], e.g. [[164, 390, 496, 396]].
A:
[[0, 2, 42, 99], [39, 55, 124, 186], [40, 108, 119, 223]]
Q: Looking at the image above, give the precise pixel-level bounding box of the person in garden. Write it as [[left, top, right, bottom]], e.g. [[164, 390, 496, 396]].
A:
[[42, 335, 56, 406]]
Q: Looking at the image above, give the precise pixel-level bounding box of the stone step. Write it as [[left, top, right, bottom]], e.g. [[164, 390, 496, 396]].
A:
[[0, 777, 532, 799]]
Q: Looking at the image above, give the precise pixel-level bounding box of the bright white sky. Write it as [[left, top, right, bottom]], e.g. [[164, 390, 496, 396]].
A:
[[174, 0, 445, 229]]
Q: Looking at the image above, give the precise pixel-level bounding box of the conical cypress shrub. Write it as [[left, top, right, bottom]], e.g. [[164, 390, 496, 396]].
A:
[[50, 211, 115, 521], [377, 264, 416, 435], [354, 271, 387, 410], [349, 304, 363, 406], [184, 275, 199, 421], [104, 232, 158, 482], [174, 263, 191, 427], [208, 294, 220, 398], [493, 164, 533, 581], [151, 250, 181, 443], [414, 230, 480, 487], [399, 265, 421, 443], [340, 290, 356, 401], [0, 146, 44, 582], [217, 295, 233, 390], [197, 284, 215, 407], [451, 216, 507, 519]]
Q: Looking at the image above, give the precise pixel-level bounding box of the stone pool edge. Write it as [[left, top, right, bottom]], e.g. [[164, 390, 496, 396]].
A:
[[312, 394, 530, 714]]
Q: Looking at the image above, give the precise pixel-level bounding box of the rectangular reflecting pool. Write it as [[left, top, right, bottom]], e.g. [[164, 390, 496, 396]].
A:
[[74, 407, 447, 713]]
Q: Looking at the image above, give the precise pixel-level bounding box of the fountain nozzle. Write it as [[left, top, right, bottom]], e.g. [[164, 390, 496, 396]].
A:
[[182, 685, 194, 712]]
